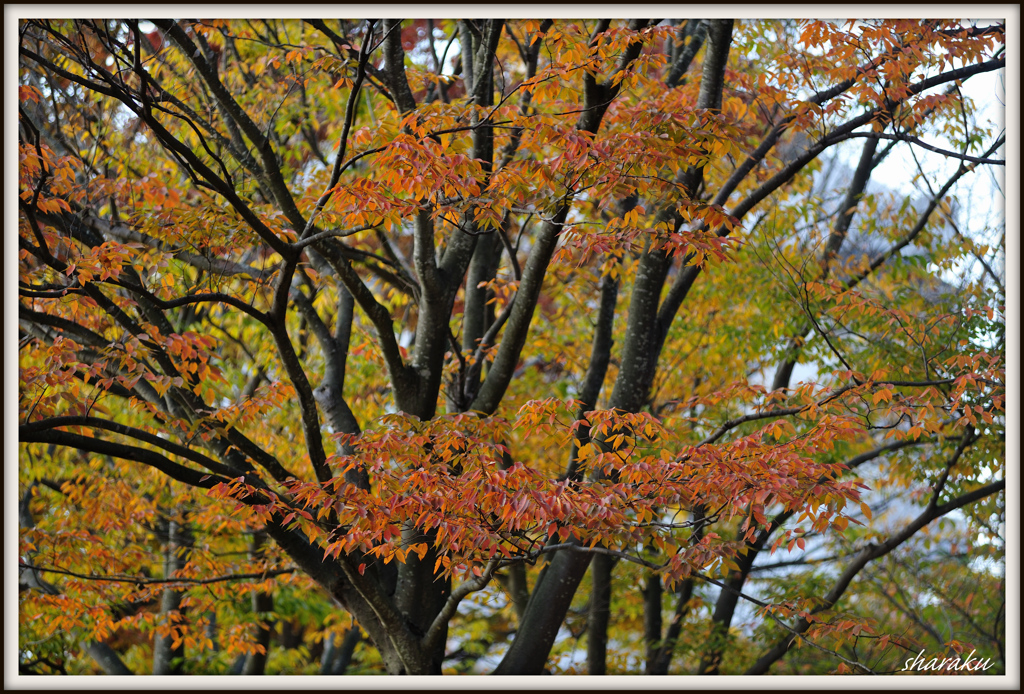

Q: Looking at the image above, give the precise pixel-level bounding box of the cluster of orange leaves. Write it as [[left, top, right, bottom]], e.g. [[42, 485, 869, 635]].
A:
[[194, 391, 883, 587]]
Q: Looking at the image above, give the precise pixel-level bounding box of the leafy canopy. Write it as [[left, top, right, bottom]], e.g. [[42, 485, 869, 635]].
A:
[[17, 17, 1005, 676]]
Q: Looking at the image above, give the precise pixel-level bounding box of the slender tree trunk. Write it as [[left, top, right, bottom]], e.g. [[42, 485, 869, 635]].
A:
[[321, 627, 362, 675], [646, 577, 696, 674], [496, 564, 530, 624], [771, 135, 881, 393], [642, 572, 662, 672], [153, 518, 191, 675], [586, 553, 614, 674], [242, 531, 274, 675]]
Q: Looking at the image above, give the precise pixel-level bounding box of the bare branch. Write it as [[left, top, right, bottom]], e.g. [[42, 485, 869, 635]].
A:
[[19, 562, 295, 587]]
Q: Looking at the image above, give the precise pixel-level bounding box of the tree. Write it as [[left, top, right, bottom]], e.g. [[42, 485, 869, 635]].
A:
[[17, 17, 1007, 676]]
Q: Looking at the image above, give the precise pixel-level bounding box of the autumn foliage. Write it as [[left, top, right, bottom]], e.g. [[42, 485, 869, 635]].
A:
[[17, 17, 1006, 676]]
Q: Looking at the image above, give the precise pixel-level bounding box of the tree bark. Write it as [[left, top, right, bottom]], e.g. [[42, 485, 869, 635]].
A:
[[85, 641, 134, 675], [642, 572, 662, 672], [321, 627, 362, 675], [586, 553, 614, 674], [242, 531, 274, 675], [153, 518, 191, 675], [646, 578, 696, 674]]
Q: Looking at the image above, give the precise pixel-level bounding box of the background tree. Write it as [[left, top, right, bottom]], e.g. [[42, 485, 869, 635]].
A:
[[17, 17, 1006, 675]]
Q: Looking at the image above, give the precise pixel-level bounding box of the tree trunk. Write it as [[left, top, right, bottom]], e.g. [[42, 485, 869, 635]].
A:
[[494, 20, 734, 674], [321, 627, 362, 675], [153, 518, 191, 675], [85, 641, 134, 675], [242, 531, 274, 675], [586, 553, 614, 674], [642, 572, 662, 672]]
